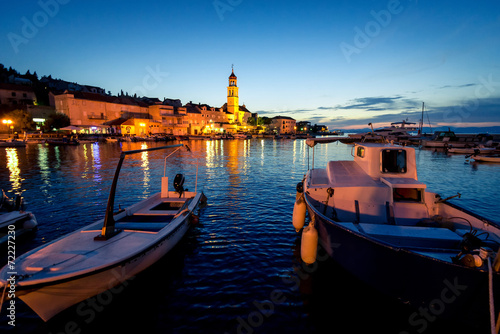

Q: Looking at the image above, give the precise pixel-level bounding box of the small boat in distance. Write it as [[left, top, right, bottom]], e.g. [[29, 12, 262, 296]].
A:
[[447, 146, 496, 154], [0, 138, 26, 148], [0, 144, 206, 321], [348, 120, 419, 143], [293, 140, 500, 328], [472, 155, 500, 163], [104, 136, 120, 143], [45, 136, 80, 146]]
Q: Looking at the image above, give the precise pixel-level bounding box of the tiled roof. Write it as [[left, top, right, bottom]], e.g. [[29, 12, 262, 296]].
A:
[[58, 91, 150, 107], [0, 83, 34, 92]]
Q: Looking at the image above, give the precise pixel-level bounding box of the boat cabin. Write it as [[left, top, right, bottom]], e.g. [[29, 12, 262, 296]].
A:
[[306, 143, 431, 225]]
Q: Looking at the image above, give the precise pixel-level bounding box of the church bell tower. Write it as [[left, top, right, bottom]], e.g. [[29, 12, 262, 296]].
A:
[[227, 67, 240, 122]]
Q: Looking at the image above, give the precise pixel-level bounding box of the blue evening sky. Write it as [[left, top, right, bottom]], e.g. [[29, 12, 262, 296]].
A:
[[1, 0, 499, 129]]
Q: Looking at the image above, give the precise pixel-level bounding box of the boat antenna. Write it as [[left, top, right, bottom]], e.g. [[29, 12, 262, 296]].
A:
[[419, 102, 424, 134], [426, 103, 433, 133]]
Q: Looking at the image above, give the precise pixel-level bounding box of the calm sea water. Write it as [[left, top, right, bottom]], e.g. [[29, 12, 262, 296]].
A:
[[0, 139, 499, 334]]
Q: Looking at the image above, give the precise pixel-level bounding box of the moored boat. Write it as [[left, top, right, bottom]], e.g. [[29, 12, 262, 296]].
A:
[[348, 120, 419, 143], [472, 155, 500, 163], [104, 136, 120, 143], [45, 137, 80, 146], [293, 140, 500, 328], [233, 133, 251, 139], [0, 190, 37, 245], [0, 139, 26, 147], [0, 144, 206, 321], [447, 146, 496, 154]]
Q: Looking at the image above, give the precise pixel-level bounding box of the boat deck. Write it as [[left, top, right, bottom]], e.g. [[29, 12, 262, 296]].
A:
[[336, 222, 500, 262]]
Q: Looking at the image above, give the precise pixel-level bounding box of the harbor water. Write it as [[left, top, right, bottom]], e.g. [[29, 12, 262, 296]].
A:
[[1, 138, 499, 334]]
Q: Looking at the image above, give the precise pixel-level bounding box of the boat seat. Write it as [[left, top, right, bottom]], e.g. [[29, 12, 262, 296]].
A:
[[118, 214, 174, 222], [114, 222, 169, 231]]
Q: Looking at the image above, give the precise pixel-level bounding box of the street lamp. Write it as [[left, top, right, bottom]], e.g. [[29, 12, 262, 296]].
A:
[[2, 119, 13, 137]]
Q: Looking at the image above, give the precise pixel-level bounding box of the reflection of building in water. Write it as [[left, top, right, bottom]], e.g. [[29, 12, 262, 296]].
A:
[[91, 142, 102, 182], [141, 144, 150, 187], [5, 148, 22, 192]]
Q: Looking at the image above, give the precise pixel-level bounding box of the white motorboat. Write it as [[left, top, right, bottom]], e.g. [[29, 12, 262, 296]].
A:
[[348, 121, 419, 142], [0, 190, 37, 245], [293, 140, 500, 328], [0, 144, 206, 321]]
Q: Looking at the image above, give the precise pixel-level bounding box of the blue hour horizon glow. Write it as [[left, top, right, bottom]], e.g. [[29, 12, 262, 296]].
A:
[[1, 0, 500, 130]]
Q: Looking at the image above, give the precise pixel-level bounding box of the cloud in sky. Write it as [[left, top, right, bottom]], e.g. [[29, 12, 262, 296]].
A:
[[324, 95, 500, 129], [2, 0, 498, 132], [256, 93, 500, 130], [334, 96, 405, 111]]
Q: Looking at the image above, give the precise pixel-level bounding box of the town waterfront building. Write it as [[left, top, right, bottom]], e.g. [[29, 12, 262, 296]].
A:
[[50, 67, 257, 136], [270, 116, 296, 134], [0, 83, 36, 106]]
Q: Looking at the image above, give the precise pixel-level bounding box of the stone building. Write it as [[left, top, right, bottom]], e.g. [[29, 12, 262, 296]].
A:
[[270, 116, 296, 134], [0, 83, 36, 106], [52, 68, 254, 135]]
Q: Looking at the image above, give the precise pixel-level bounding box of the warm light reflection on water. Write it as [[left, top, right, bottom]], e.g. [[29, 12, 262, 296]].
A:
[[0, 139, 498, 334], [5, 148, 22, 192], [37, 145, 51, 192], [206, 140, 224, 168], [91, 142, 102, 182], [141, 143, 150, 188]]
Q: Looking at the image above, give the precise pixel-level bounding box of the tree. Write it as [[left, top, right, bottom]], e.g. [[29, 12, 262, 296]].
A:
[[4, 109, 35, 132], [261, 117, 272, 125], [247, 116, 256, 126], [44, 113, 70, 131]]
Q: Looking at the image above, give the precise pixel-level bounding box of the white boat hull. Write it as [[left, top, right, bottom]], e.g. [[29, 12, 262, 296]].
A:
[[0, 190, 203, 321], [17, 216, 190, 321]]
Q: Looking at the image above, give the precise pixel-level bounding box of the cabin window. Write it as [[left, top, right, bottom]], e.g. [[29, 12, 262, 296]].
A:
[[381, 149, 407, 173], [356, 147, 365, 158], [393, 188, 423, 203]]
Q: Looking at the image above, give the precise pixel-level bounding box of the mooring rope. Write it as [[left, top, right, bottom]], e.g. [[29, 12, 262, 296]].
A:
[[488, 257, 496, 334], [0, 282, 7, 315]]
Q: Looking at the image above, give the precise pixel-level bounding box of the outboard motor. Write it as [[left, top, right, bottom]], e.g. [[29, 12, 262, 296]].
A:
[[173, 174, 185, 197]]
